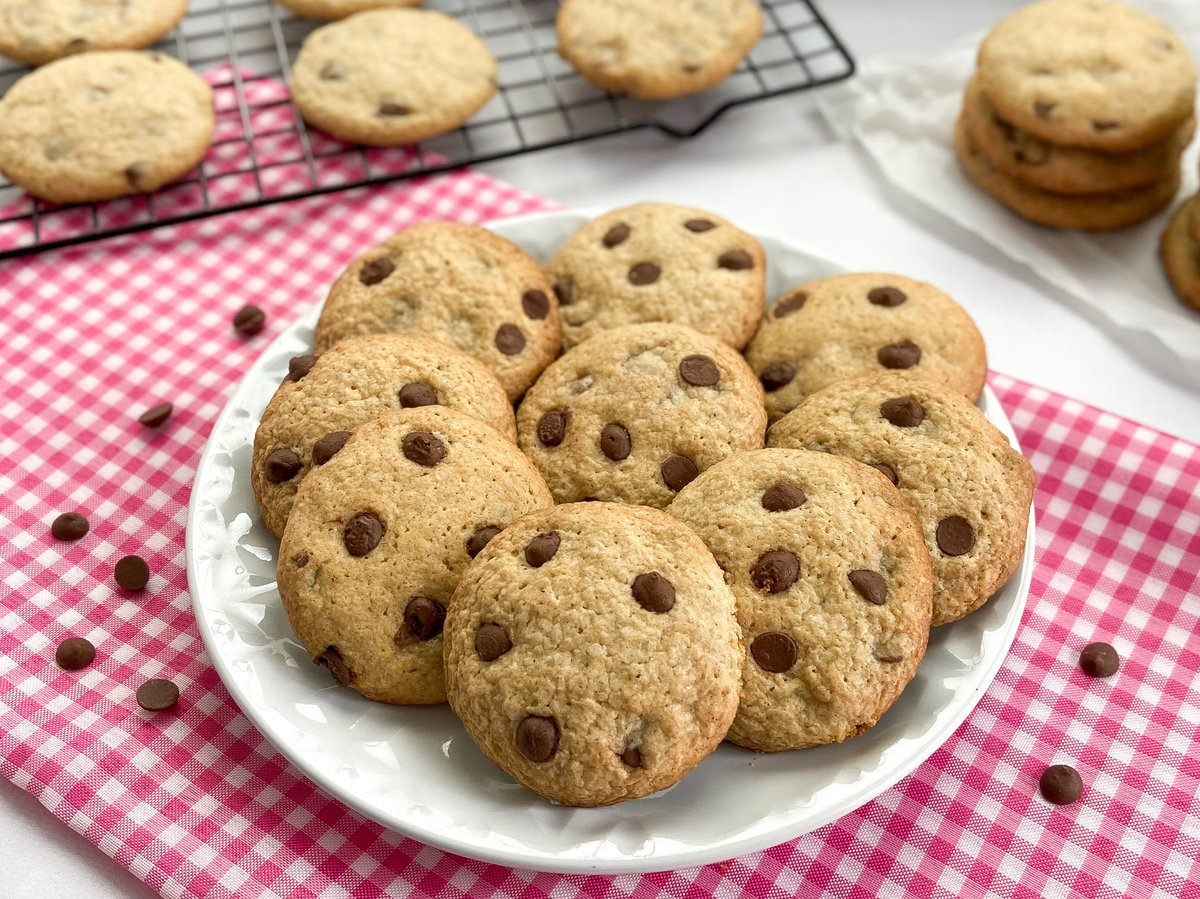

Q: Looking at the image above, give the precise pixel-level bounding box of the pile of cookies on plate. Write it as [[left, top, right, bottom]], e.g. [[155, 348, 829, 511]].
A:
[[251, 201, 1036, 807]]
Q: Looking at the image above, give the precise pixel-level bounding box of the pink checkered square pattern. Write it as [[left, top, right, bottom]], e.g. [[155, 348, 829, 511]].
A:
[[2, 174, 1199, 899]]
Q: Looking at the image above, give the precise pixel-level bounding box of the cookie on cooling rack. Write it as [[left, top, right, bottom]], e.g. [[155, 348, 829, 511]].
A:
[[0, 0, 188, 67], [276, 0, 424, 21], [444, 501, 743, 806]]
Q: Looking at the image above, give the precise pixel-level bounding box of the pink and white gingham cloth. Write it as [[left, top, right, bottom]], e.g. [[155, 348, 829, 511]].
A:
[[2, 171, 1199, 899]]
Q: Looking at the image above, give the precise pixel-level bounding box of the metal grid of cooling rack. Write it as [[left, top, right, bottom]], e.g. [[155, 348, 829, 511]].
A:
[[0, 0, 854, 259]]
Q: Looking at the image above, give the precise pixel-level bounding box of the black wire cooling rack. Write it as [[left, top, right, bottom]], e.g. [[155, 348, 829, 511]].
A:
[[0, 0, 854, 259]]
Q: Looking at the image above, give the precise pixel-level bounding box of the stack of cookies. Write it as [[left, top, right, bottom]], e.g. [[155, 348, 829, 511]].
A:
[[1160, 178, 1200, 311], [253, 202, 1036, 806], [956, 0, 1196, 231]]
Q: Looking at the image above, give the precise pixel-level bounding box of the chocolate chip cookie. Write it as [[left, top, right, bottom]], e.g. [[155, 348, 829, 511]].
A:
[[1160, 195, 1200, 311], [0, 0, 188, 67], [744, 272, 987, 423], [252, 333, 517, 539], [0, 50, 214, 204], [768, 371, 1035, 627], [290, 8, 497, 146], [314, 221, 561, 401], [975, 0, 1196, 154], [544, 203, 766, 350], [668, 448, 933, 751], [276, 0, 423, 21], [556, 0, 763, 100], [277, 407, 553, 704], [516, 322, 766, 508], [444, 501, 742, 806]]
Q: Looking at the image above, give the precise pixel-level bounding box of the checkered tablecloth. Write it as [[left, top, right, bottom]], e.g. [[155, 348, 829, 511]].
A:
[[1, 170, 1198, 899]]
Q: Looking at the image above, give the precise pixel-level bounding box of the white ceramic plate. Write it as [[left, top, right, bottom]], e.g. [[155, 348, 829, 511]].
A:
[[186, 209, 1036, 874]]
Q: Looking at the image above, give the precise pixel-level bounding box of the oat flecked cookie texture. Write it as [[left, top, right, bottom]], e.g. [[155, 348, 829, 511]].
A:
[[668, 448, 933, 751], [276, 0, 424, 21], [0, 50, 214, 204], [277, 407, 553, 705], [556, 0, 763, 100], [444, 502, 743, 806], [314, 221, 561, 401], [252, 333, 517, 539], [768, 371, 1035, 627], [1160, 195, 1200, 311], [744, 272, 987, 423], [0, 0, 188, 67], [544, 202, 766, 350], [290, 8, 496, 146], [975, 0, 1196, 154], [516, 322, 767, 508]]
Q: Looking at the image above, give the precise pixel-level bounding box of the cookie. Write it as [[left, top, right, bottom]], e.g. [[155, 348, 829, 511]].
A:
[[444, 502, 742, 806], [290, 8, 497, 147], [0, 50, 214, 205], [767, 371, 1036, 627], [744, 272, 987, 423], [556, 0, 762, 100], [0, 0, 188, 67], [252, 333, 517, 539], [668, 448, 933, 751], [276, 0, 423, 21], [1160, 195, 1200, 311], [961, 75, 1194, 196], [975, 0, 1196, 153], [516, 322, 766, 508], [954, 115, 1179, 230], [314, 221, 561, 401], [277, 406, 552, 705], [544, 203, 765, 350], [1188, 190, 1200, 246]]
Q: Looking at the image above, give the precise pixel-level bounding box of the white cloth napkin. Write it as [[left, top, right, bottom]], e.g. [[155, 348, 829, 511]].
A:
[[819, 0, 1200, 386]]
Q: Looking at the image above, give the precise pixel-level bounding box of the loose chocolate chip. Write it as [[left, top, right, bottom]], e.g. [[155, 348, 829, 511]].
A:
[[399, 381, 438, 408], [553, 280, 575, 305], [125, 162, 151, 191], [319, 60, 346, 80], [51, 512, 89, 541], [773, 292, 807, 318], [661, 454, 699, 491], [877, 340, 922, 370], [684, 218, 716, 233], [232, 304, 265, 336], [632, 571, 675, 613], [1092, 120, 1118, 132], [495, 323, 526, 355], [1039, 764, 1083, 805], [476, 623, 513, 661], [138, 402, 172, 428], [759, 361, 796, 392], [516, 715, 559, 762], [600, 423, 632, 461], [402, 431, 446, 467], [751, 632, 798, 673], [265, 448, 303, 482], [628, 262, 661, 285], [762, 483, 805, 512], [287, 354, 317, 381], [311, 431, 350, 466], [402, 596, 445, 641], [620, 746, 644, 767], [867, 286, 907, 307], [316, 646, 352, 686], [378, 101, 411, 116], [936, 515, 975, 557], [114, 555, 150, 591], [359, 257, 395, 286], [524, 531, 561, 567], [136, 678, 179, 711], [537, 410, 569, 447], [55, 637, 95, 670], [343, 512, 385, 556], [466, 525, 502, 558], [1079, 642, 1120, 678], [1034, 100, 1055, 119], [751, 549, 800, 593], [849, 569, 888, 605], [717, 249, 754, 270], [870, 462, 899, 485], [292, 552, 309, 568], [522, 289, 550, 319], [880, 396, 925, 427], [603, 223, 630, 247], [679, 354, 720, 387]]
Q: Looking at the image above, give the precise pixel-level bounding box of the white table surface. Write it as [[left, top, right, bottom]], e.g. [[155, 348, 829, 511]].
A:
[[7, 2, 1200, 897]]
